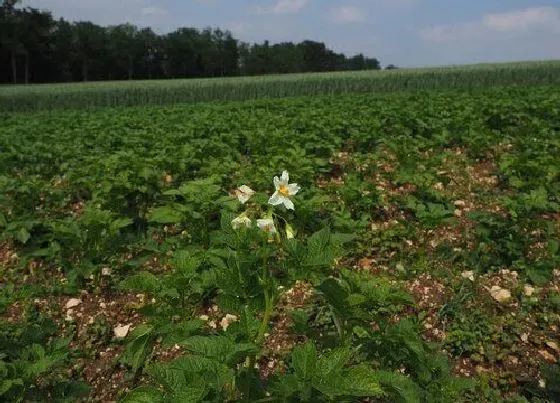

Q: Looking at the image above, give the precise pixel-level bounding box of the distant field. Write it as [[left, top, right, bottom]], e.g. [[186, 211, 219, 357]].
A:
[[1, 60, 560, 111]]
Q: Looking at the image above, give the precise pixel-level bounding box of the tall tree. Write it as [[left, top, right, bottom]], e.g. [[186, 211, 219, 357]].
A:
[[1, 2, 383, 84], [51, 18, 75, 81], [0, 1, 24, 83], [19, 7, 54, 83], [107, 23, 141, 80], [72, 21, 106, 81]]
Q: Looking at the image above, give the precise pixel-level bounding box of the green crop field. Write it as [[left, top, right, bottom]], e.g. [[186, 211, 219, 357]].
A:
[[1, 70, 560, 402], [1, 60, 560, 112]]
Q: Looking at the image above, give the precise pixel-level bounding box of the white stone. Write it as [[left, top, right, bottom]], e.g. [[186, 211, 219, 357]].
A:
[[65, 298, 81, 309], [461, 271, 475, 281], [524, 284, 536, 297], [101, 267, 112, 276], [113, 324, 131, 338], [546, 341, 559, 352], [489, 286, 511, 303], [220, 314, 238, 331]]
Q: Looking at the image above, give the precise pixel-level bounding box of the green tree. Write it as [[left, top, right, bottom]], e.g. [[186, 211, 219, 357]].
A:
[[72, 21, 106, 81], [107, 23, 141, 80], [0, 1, 24, 83]]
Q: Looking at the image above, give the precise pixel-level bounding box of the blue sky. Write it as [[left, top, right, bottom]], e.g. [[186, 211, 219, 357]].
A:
[[24, 0, 560, 67]]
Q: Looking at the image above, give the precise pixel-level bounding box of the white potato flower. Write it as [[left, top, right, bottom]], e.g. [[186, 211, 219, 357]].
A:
[[235, 185, 255, 204], [257, 218, 277, 234], [268, 171, 300, 210], [231, 214, 252, 229]]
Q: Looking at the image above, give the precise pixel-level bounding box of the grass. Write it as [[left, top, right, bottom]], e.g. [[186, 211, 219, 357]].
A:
[[1, 60, 559, 112]]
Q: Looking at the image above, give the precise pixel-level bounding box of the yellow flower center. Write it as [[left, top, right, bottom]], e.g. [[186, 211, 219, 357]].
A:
[[278, 184, 290, 196]]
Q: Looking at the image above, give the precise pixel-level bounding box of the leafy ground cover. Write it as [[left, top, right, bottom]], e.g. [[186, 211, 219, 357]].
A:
[[1, 84, 559, 402], [1, 60, 560, 112]]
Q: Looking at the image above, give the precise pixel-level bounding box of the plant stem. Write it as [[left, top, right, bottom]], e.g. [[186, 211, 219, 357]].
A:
[[256, 237, 273, 344]]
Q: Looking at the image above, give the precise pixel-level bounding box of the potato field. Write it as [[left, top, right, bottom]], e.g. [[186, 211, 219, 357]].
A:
[[1, 66, 559, 402]]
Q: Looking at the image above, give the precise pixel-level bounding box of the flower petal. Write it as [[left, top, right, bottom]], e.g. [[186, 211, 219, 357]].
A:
[[268, 192, 283, 206], [238, 185, 254, 195], [282, 198, 295, 210], [273, 176, 280, 189], [287, 183, 300, 195], [232, 215, 251, 229], [281, 171, 289, 182], [237, 193, 250, 204], [257, 218, 276, 234]]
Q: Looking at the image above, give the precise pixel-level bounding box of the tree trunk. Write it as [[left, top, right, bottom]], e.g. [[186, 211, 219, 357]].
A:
[[11, 52, 17, 84], [24, 53, 29, 84], [82, 58, 88, 82]]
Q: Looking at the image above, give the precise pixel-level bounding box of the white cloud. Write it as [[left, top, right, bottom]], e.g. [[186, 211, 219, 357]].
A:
[[252, 0, 310, 15], [140, 7, 167, 17], [24, 0, 175, 30], [421, 6, 560, 42], [330, 6, 366, 23], [272, 0, 310, 14], [482, 7, 560, 32]]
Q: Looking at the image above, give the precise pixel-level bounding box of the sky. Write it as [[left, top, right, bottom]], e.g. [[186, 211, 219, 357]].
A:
[[23, 0, 560, 67]]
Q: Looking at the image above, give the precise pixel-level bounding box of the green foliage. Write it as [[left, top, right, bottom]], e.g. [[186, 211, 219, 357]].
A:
[[2, 82, 559, 402], [0, 311, 89, 402], [272, 343, 383, 401]]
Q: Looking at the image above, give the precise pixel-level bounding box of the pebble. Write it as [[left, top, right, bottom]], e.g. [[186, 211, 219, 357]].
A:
[[114, 324, 131, 338], [489, 286, 511, 303], [546, 341, 559, 352], [65, 298, 82, 309], [524, 284, 536, 297]]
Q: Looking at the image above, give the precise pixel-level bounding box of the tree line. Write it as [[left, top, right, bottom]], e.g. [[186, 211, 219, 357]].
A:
[[0, 1, 385, 84]]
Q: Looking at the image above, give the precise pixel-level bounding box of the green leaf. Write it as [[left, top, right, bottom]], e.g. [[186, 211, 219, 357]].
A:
[[15, 227, 30, 244], [526, 267, 551, 286], [339, 366, 383, 397], [291, 343, 317, 381], [160, 320, 203, 347], [181, 336, 233, 360], [120, 386, 163, 403], [110, 218, 133, 232], [375, 370, 421, 403], [173, 250, 201, 277], [549, 239, 559, 256], [168, 388, 208, 403], [148, 206, 183, 224], [315, 348, 351, 377], [120, 272, 162, 293], [317, 278, 350, 316], [122, 324, 155, 372]]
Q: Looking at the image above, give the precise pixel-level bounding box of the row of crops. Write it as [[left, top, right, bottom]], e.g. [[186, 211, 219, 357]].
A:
[[1, 60, 560, 111], [1, 80, 560, 401]]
